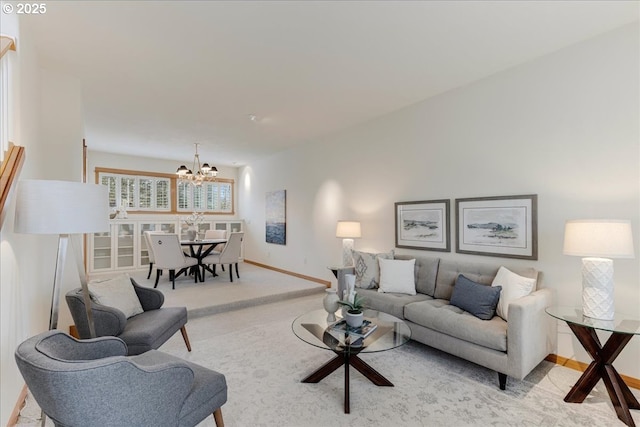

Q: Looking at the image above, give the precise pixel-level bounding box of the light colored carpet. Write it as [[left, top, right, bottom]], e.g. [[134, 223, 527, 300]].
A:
[[128, 261, 327, 318], [17, 277, 640, 426]]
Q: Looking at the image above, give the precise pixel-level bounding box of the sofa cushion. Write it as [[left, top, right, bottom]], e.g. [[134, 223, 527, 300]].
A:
[[404, 299, 507, 352], [491, 266, 537, 321], [351, 250, 394, 289], [355, 288, 431, 319], [395, 255, 439, 296], [378, 258, 416, 295], [450, 275, 501, 320]]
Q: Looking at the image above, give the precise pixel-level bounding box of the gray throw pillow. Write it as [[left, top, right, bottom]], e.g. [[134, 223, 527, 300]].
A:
[[450, 274, 502, 320]]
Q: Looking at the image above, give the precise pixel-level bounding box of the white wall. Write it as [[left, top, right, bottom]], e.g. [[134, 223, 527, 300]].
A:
[[239, 24, 640, 378], [0, 16, 86, 423]]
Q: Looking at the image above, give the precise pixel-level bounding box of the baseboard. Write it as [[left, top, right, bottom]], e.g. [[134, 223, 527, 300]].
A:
[[244, 259, 331, 287], [7, 383, 28, 427], [546, 354, 640, 390]]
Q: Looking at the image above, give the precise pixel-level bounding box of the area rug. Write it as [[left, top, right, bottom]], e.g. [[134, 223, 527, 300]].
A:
[[17, 306, 637, 427], [159, 317, 633, 427]]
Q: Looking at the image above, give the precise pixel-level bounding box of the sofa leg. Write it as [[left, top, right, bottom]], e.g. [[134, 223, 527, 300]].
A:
[[213, 408, 224, 427], [498, 372, 507, 390], [180, 326, 192, 352]]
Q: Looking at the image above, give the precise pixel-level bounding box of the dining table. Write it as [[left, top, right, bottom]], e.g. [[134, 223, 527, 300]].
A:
[[180, 238, 227, 282]]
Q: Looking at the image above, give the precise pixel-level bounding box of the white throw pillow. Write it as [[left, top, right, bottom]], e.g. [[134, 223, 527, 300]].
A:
[[351, 250, 394, 289], [378, 258, 416, 295], [491, 266, 537, 321], [88, 274, 144, 318]]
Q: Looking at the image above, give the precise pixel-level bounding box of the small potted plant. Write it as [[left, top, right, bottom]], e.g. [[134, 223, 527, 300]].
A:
[[338, 293, 366, 328]]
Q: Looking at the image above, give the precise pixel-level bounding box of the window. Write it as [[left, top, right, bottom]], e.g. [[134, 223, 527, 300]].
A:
[[177, 181, 233, 213], [99, 172, 171, 211], [0, 35, 16, 161]]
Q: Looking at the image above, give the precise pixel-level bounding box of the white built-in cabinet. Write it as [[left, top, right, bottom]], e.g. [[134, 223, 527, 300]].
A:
[[89, 216, 244, 273]]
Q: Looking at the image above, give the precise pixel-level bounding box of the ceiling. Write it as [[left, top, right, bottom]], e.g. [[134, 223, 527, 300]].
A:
[[25, 1, 638, 167]]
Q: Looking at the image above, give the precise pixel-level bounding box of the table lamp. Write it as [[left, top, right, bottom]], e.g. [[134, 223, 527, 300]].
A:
[[563, 219, 634, 320], [14, 180, 109, 336], [336, 221, 361, 267]]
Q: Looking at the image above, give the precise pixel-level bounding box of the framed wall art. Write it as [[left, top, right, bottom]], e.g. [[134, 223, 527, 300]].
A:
[[266, 190, 286, 245], [455, 194, 537, 260], [395, 199, 450, 252]]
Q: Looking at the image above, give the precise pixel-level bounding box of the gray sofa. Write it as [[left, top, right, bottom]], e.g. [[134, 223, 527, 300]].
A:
[[337, 255, 554, 389]]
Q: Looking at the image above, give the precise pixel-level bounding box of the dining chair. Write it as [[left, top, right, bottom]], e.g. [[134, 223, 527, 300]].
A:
[[144, 230, 166, 279], [15, 330, 227, 427], [149, 233, 199, 289], [204, 229, 228, 270], [201, 232, 243, 282]]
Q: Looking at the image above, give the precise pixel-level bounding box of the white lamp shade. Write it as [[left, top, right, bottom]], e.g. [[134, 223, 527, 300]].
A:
[[14, 180, 110, 234], [563, 219, 634, 259], [336, 221, 361, 238]]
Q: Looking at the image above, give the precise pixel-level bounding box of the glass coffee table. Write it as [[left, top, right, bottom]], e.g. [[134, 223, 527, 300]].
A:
[[292, 309, 411, 413]]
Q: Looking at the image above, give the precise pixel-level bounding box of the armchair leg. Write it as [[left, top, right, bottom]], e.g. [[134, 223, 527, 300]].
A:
[[229, 264, 233, 282], [235, 262, 239, 279], [213, 408, 224, 427], [147, 262, 154, 279], [170, 270, 176, 290], [180, 326, 192, 352]]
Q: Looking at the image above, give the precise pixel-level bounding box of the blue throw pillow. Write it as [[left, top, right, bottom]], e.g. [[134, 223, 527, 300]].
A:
[[450, 274, 502, 320]]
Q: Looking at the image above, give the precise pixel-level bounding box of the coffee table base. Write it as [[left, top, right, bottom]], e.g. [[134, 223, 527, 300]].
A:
[[302, 352, 393, 414]]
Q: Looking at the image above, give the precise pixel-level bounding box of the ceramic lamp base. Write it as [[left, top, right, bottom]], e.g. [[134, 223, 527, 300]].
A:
[[342, 238, 354, 267], [581, 257, 614, 321]]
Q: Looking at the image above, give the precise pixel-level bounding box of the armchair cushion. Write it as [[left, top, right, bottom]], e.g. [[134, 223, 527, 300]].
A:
[[88, 274, 144, 318]]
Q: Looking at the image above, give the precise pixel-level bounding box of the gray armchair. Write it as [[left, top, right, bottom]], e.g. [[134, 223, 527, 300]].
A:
[[66, 278, 191, 355], [15, 330, 227, 427]]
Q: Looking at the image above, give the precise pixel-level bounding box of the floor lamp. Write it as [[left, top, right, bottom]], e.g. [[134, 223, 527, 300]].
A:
[[14, 180, 109, 336]]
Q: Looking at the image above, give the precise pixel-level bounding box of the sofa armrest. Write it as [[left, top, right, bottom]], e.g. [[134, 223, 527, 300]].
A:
[[506, 288, 555, 379], [336, 267, 355, 300], [131, 278, 164, 311]]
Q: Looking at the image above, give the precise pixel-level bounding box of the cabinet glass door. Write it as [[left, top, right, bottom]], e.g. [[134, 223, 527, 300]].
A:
[[139, 224, 155, 267], [93, 231, 112, 270], [116, 223, 135, 268]]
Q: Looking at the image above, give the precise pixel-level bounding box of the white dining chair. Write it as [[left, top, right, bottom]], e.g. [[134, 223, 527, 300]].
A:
[[204, 229, 228, 271], [149, 233, 199, 289], [201, 232, 243, 282], [144, 230, 166, 279]]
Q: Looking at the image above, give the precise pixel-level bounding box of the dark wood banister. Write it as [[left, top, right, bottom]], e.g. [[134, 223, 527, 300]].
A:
[[0, 143, 26, 229]]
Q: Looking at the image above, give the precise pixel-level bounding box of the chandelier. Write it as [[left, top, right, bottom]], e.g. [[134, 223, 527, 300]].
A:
[[176, 143, 218, 186]]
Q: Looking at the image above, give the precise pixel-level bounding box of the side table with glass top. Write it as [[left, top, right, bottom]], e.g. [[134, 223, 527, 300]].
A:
[[545, 306, 640, 427], [292, 309, 411, 414]]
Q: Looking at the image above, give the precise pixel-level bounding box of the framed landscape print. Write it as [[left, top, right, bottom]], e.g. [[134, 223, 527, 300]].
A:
[[395, 199, 450, 251], [266, 190, 286, 245], [455, 194, 537, 260]]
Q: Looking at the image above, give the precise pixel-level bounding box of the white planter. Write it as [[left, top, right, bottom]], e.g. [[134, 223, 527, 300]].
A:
[[345, 310, 363, 328]]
